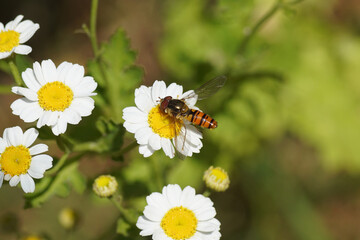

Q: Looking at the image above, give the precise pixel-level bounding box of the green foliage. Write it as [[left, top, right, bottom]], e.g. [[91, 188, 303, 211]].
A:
[[88, 29, 143, 122]]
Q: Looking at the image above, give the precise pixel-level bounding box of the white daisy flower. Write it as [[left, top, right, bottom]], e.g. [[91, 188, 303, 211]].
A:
[[0, 15, 39, 59], [0, 126, 53, 193], [136, 184, 221, 240], [122, 80, 203, 158], [11, 59, 97, 136]]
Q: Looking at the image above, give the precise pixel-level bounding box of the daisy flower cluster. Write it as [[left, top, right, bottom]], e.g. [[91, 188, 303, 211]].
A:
[[0, 15, 97, 193], [1, 14, 225, 239]]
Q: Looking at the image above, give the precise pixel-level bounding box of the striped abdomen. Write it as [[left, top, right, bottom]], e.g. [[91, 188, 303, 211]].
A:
[[185, 109, 217, 129]]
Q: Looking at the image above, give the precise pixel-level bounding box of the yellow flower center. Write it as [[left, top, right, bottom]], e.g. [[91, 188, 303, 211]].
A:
[[0, 30, 20, 52], [211, 168, 228, 181], [95, 175, 111, 187], [0, 145, 31, 176], [37, 81, 74, 111], [161, 206, 197, 240], [148, 106, 183, 139]]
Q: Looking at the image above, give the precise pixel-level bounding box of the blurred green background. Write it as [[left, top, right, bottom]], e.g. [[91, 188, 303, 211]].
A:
[[1, 0, 360, 239]]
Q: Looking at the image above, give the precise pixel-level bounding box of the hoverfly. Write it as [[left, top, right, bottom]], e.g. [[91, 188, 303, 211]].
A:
[[159, 75, 227, 157]]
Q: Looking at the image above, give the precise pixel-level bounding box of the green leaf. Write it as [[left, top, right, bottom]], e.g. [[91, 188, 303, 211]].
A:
[[116, 218, 131, 236], [24, 158, 83, 208], [15, 55, 32, 73], [88, 29, 143, 122]]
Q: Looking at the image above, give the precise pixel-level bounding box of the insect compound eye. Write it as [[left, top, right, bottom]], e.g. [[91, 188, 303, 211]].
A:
[[160, 96, 172, 112]]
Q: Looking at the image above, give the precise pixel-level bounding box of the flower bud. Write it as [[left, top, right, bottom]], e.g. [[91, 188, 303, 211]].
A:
[[93, 175, 118, 197], [203, 166, 230, 192]]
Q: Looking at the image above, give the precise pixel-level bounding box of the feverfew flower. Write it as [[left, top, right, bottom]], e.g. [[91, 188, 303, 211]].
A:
[[0, 15, 39, 59], [137, 184, 221, 240], [203, 166, 230, 192], [0, 126, 53, 193], [11, 59, 97, 136], [122, 81, 203, 158], [58, 207, 77, 230], [93, 175, 118, 198]]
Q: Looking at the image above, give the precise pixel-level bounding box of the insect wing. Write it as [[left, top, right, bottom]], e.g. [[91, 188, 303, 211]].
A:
[[194, 75, 227, 100]]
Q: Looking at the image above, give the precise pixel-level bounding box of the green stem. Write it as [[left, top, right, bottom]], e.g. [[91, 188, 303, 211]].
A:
[[112, 140, 138, 158], [90, 0, 99, 56], [46, 152, 71, 176], [111, 194, 137, 224], [238, 0, 283, 54], [0, 85, 12, 94], [8, 59, 23, 86]]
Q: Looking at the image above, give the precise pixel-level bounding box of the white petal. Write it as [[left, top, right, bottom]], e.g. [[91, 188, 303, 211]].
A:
[[69, 97, 95, 117], [62, 108, 81, 125], [136, 216, 160, 236], [197, 230, 221, 240], [148, 134, 161, 150], [135, 127, 153, 144], [0, 172, 4, 188], [5, 15, 23, 30], [33, 61, 46, 85], [11, 87, 38, 101], [153, 229, 172, 240], [41, 59, 57, 83], [194, 207, 216, 221], [144, 205, 164, 222], [166, 83, 183, 98], [51, 117, 67, 135], [38, 111, 56, 127], [4, 174, 11, 181], [135, 86, 155, 113], [15, 20, 34, 33], [23, 128, 39, 147], [64, 64, 84, 88], [123, 121, 147, 134], [197, 220, 219, 232], [14, 45, 32, 55], [152, 81, 167, 103], [30, 154, 53, 172], [20, 174, 35, 193], [0, 138, 6, 152], [139, 144, 155, 157], [72, 76, 97, 97], [160, 138, 175, 158], [29, 144, 48, 155], [27, 168, 44, 179], [180, 186, 196, 207], [57, 61, 73, 83], [123, 106, 148, 123], [9, 175, 20, 187], [18, 23, 39, 43], [4, 126, 23, 146], [0, 51, 12, 59], [17, 101, 43, 123], [165, 184, 182, 207], [0, 22, 4, 31], [22, 68, 41, 91], [146, 192, 171, 211]]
